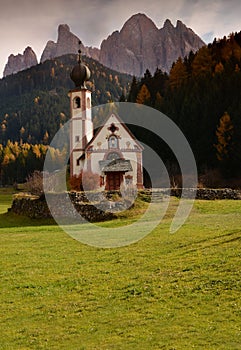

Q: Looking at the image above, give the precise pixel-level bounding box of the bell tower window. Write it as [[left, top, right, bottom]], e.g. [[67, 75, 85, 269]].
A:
[[73, 96, 81, 109], [87, 97, 91, 109]]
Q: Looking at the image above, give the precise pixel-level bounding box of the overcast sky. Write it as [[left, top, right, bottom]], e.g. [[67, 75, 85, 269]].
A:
[[1, 0, 241, 77]]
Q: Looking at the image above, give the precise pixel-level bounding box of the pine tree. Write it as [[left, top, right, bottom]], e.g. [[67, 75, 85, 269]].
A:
[[127, 76, 138, 102]]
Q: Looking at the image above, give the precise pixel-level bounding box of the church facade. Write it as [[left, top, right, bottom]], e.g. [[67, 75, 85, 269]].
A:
[[69, 51, 143, 191]]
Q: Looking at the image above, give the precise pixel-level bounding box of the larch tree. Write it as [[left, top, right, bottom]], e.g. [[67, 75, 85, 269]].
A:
[[215, 112, 234, 162], [192, 46, 213, 78], [136, 84, 151, 105], [169, 57, 188, 90]]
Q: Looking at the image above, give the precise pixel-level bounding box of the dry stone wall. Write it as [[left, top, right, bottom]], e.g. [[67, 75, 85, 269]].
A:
[[10, 192, 130, 220], [10, 188, 241, 220], [141, 188, 241, 200]]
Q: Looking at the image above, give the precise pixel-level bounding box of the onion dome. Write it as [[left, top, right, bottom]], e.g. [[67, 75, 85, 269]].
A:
[[70, 48, 91, 88]]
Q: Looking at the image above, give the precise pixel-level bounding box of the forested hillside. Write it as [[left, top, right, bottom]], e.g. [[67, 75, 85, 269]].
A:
[[0, 54, 131, 144], [1, 32, 241, 186], [128, 31, 241, 180]]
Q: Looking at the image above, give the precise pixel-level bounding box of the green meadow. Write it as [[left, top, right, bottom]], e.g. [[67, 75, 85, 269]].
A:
[[0, 189, 240, 349]]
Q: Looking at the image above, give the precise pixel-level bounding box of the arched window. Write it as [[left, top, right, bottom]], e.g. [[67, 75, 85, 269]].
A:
[[73, 96, 81, 109], [87, 97, 91, 109], [108, 135, 118, 149], [107, 152, 120, 161]]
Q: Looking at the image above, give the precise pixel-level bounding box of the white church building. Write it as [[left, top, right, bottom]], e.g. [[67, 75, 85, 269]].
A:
[[69, 50, 143, 191]]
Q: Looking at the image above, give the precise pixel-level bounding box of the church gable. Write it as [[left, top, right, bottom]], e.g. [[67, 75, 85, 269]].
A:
[[86, 113, 143, 152]]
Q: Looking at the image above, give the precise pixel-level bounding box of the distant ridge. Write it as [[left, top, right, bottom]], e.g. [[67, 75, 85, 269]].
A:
[[3, 47, 38, 77], [3, 13, 205, 77]]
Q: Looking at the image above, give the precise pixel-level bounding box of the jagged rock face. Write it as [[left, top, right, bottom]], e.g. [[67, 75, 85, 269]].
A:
[[3, 14, 205, 77], [40, 15, 204, 76], [40, 40, 57, 63], [3, 47, 38, 77], [156, 19, 205, 72], [40, 24, 100, 63], [100, 14, 159, 76], [99, 14, 205, 76]]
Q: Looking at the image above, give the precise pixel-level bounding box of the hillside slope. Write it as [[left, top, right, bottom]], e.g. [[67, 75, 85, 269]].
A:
[[0, 54, 131, 144]]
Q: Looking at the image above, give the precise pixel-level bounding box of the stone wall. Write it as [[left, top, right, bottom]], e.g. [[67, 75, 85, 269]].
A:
[[10, 188, 241, 220], [140, 188, 241, 200], [10, 191, 131, 220]]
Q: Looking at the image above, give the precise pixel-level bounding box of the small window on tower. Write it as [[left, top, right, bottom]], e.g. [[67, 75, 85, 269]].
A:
[[75, 135, 80, 143], [73, 96, 81, 109], [87, 97, 91, 109]]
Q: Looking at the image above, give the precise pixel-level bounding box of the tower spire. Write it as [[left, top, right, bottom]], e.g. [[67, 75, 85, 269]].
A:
[[70, 41, 91, 89], [78, 40, 82, 64], [69, 43, 93, 177]]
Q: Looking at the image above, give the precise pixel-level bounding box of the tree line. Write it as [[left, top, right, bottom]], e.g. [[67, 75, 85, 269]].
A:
[[0, 141, 66, 186], [126, 31, 241, 181]]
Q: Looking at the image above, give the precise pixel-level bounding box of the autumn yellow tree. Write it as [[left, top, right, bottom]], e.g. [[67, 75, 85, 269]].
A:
[[192, 46, 212, 77], [215, 112, 234, 161], [136, 84, 151, 105], [214, 62, 224, 74], [169, 57, 188, 89]]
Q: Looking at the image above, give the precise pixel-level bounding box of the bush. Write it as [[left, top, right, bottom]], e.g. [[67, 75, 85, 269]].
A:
[[25, 170, 43, 196]]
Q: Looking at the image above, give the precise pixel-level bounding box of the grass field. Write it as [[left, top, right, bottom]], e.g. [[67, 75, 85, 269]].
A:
[[0, 189, 240, 349]]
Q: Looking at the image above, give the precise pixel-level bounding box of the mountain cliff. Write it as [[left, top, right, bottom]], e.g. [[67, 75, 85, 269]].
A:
[[3, 47, 38, 77], [40, 24, 100, 63], [3, 14, 205, 77], [99, 14, 205, 76]]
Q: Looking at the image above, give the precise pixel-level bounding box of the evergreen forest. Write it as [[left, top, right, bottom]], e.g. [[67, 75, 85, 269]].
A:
[[127, 32, 241, 183]]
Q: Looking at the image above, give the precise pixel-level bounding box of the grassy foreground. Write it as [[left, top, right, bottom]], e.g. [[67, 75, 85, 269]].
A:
[[0, 190, 240, 349]]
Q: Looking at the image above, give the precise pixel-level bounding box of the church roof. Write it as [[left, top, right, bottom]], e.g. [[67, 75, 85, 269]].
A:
[[99, 159, 133, 172]]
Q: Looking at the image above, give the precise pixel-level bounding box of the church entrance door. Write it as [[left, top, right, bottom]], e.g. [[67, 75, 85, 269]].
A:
[[105, 172, 123, 191]]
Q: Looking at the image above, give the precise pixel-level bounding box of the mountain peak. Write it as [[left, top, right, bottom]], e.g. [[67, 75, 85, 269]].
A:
[[128, 13, 152, 21], [121, 13, 158, 32], [3, 47, 38, 77], [58, 24, 70, 31], [58, 24, 71, 36], [176, 20, 187, 30], [40, 24, 100, 64], [163, 19, 174, 29], [100, 14, 205, 75]]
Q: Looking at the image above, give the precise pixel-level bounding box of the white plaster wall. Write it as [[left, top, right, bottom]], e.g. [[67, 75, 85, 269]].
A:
[[90, 114, 141, 151]]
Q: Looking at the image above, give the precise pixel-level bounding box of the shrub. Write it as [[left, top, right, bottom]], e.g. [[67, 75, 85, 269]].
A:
[[25, 170, 43, 196]]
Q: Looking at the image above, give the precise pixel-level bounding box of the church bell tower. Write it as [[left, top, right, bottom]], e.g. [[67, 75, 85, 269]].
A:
[[69, 45, 93, 176]]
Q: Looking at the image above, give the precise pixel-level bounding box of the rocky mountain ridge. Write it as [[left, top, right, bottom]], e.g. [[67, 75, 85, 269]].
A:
[[99, 14, 205, 76], [3, 47, 38, 77], [3, 13, 205, 77], [40, 24, 100, 63]]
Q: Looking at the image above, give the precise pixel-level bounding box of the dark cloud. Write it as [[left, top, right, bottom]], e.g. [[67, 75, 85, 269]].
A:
[[0, 0, 241, 76]]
